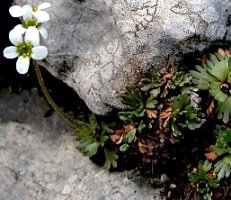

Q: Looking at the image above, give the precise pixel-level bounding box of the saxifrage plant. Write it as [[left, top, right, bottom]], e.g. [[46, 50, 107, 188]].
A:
[[190, 49, 231, 123]]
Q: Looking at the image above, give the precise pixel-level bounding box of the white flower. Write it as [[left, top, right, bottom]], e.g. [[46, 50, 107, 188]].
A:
[[9, 3, 51, 22], [33, 3, 51, 22], [3, 27, 48, 74], [13, 24, 48, 39]]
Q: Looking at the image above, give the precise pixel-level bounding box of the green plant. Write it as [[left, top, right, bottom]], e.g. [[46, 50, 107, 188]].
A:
[[118, 88, 147, 121], [168, 93, 203, 137], [139, 69, 191, 96], [190, 49, 231, 123], [214, 156, 231, 180], [210, 127, 231, 179], [74, 113, 118, 169], [103, 149, 118, 169], [119, 68, 194, 134], [119, 128, 136, 152], [211, 127, 231, 155], [170, 71, 192, 89], [118, 88, 157, 132], [188, 160, 219, 200], [138, 69, 163, 93]]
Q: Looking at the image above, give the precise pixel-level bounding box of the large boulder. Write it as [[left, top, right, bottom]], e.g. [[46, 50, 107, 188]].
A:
[[15, 0, 231, 115]]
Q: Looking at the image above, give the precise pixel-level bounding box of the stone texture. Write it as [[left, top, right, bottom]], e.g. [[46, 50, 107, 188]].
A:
[[0, 89, 163, 200], [14, 0, 231, 114]]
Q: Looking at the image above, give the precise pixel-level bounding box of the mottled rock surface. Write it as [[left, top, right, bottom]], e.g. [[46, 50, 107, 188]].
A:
[[0, 89, 163, 200], [14, 0, 231, 114]]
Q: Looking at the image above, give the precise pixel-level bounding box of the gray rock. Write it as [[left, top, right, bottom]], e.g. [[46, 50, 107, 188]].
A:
[[0, 89, 163, 200], [14, 0, 231, 114]]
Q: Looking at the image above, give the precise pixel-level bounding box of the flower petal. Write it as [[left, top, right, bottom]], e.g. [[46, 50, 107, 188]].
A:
[[9, 5, 23, 17], [38, 3, 51, 10], [32, 46, 48, 60], [9, 29, 23, 45], [33, 11, 49, 22], [3, 46, 18, 59], [38, 26, 48, 39], [16, 56, 30, 74], [13, 24, 26, 35], [22, 4, 33, 20], [25, 27, 40, 46]]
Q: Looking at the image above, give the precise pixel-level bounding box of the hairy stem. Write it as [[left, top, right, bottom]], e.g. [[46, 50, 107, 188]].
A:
[[33, 61, 79, 128]]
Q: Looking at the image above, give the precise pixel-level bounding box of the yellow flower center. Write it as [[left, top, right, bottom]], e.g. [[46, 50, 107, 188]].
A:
[[22, 19, 41, 29], [16, 42, 33, 58]]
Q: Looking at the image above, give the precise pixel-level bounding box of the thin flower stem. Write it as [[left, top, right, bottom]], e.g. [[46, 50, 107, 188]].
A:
[[33, 60, 79, 129]]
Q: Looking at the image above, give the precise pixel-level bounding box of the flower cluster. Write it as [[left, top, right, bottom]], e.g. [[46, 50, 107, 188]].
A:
[[3, 3, 51, 74]]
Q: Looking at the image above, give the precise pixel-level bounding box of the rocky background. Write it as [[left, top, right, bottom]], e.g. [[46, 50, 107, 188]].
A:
[[14, 0, 231, 115], [0, 1, 163, 199], [1, 0, 231, 199]]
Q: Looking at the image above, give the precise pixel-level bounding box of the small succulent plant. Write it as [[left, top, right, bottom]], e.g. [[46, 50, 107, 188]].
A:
[[170, 71, 192, 89], [188, 160, 219, 200], [190, 49, 231, 123], [214, 156, 231, 180], [103, 149, 118, 169], [73, 113, 117, 169], [119, 67, 194, 133], [168, 93, 203, 137], [210, 127, 231, 179], [138, 69, 163, 93], [118, 88, 147, 121], [119, 128, 137, 152], [118, 86, 161, 132]]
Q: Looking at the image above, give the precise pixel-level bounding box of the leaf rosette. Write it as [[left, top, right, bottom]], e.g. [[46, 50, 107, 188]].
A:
[[190, 49, 231, 123]]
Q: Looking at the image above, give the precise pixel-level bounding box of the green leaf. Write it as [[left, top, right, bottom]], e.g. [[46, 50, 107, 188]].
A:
[[146, 95, 158, 109], [138, 120, 146, 132], [88, 113, 99, 130], [190, 69, 210, 90], [150, 88, 160, 97], [214, 52, 223, 61], [74, 113, 110, 157], [188, 172, 201, 183], [172, 93, 190, 111], [209, 54, 219, 65], [141, 84, 153, 92], [131, 88, 143, 102], [211, 127, 231, 155], [79, 141, 99, 157], [207, 55, 229, 82], [227, 71, 231, 84], [208, 180, 219, 188], [119, 87, 147, 126], [218, 96, 231, 123], [103, 149, 118, 170], [214, 156, 231, 179], [201, 160, 212, 172], [121, 94, 134, 105], [101, 122, 115, 134], [119, 144, 130, 152], [125, 128, 136, 143], [209, 81, 227, 103], [172, 72, 191, 87], [202, 192, 212, 200]]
